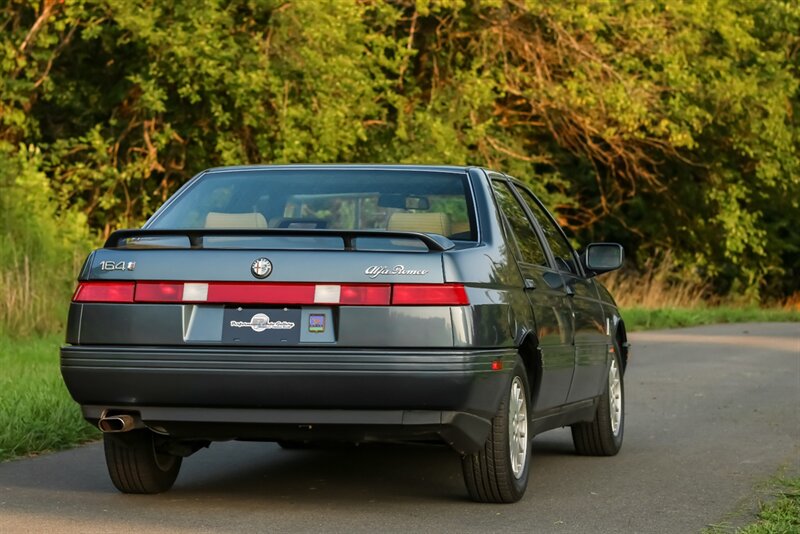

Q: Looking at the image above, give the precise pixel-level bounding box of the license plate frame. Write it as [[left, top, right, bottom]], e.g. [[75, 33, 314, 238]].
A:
[[222, 307, 302, 345]]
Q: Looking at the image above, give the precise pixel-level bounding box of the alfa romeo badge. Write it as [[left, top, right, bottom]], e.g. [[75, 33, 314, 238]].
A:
[[251, 257, 272, 279]]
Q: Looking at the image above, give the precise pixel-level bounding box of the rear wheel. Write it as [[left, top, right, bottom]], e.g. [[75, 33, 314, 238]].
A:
[[461, 357, 531, 503], [104, 430, 182, 494], [571, 346, 624, 456]]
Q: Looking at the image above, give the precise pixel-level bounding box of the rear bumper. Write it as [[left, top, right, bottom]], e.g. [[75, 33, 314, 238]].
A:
[[61, 345, 516, 453]]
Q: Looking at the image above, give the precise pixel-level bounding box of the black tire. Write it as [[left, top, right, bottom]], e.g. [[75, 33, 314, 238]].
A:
[[571, 345, 624, 456], [104, 430, 182, 494], [461, 357, 531, 503]]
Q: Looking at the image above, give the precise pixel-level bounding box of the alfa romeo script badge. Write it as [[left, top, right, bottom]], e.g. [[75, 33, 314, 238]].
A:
[[251, 257, 273, 279]]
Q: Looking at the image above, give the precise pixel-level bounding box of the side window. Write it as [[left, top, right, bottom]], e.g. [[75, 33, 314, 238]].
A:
[[515, 187, 579, 275], [490, 181, 548, 266]]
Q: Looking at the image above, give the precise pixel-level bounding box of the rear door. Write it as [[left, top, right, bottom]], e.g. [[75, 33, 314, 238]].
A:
[[512, 184, 609, 403], [489, 179, 575, 410]]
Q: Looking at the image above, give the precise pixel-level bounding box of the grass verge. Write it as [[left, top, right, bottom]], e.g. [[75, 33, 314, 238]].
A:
[[739, 476, 800, 533], [0, 335, 98, 461], [622, 307, 800, 332], [706, 476, 800, 533]]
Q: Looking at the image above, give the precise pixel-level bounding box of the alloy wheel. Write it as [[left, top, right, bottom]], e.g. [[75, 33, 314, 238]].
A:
[[508, 376, 528, 478]]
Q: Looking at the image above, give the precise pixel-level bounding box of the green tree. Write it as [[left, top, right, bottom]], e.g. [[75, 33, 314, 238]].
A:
[[1, 0, 798, 309]]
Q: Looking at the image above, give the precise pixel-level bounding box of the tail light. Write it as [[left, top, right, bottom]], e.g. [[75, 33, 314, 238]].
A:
[[135, 282, 184, 302], [73, 281, 469, 306], [391, 284, 469, 306], [73, 281, 135, 303], [340, 284, 392, 305]]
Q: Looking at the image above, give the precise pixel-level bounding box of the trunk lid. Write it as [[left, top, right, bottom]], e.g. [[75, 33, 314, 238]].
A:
[[84, 229, 449, 283], [70, 230, 462, 348]]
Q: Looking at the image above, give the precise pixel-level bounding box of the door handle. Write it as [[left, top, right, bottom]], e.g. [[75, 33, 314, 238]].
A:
[[524, 278, 536, 290]]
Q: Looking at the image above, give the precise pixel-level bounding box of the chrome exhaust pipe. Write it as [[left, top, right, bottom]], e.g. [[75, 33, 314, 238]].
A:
[[98, 413, 139, 433]]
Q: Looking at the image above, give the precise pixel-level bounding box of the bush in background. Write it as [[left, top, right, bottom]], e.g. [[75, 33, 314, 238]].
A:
[[1, 1, 798, 338], [0, 145, 92, 337], [1, 1, 797, 469]]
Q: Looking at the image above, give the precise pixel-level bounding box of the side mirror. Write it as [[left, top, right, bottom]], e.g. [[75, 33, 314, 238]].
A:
[[582, 243, 624, 276]]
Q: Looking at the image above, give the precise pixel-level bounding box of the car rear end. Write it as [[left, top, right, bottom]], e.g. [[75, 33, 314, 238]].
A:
[[60, 166, 515, 454]]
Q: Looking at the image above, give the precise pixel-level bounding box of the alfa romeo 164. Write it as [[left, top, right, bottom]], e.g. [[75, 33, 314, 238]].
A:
[[61, 165, 628, 503]]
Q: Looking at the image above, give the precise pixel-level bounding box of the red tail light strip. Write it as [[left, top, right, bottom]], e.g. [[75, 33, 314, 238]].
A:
[[74, 281, 469, 306], [391, 284, 469, 306], [72, 281, 135, 303], [135, 282, 184, 302], [209, 283, 318, 305], [342, 284, 393, 305]]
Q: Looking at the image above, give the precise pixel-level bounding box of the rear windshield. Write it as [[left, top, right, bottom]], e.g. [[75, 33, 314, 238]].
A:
[[148, 169, 476, 241]]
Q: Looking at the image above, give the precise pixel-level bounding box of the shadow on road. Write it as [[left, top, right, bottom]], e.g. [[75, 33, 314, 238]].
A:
[[2, 431, 580, 505], [177, 441, 468, 502]]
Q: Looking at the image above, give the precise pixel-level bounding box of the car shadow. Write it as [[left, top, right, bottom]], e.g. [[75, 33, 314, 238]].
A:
[[174, 441, 469, 503], [171, 431, 579, 502], [1, 431, 580, 505]]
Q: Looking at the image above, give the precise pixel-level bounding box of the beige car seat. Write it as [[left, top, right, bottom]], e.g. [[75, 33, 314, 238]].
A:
[[205, 212, 268, 228], [387, 212, 451, 236]]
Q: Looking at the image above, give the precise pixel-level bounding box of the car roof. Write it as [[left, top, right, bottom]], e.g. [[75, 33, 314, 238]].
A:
[[203, 164, 478, 175]]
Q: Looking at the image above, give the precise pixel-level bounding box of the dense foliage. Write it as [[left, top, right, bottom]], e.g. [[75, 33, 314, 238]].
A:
[[0, 146, 90, 334], [1, 0, 798, 323]]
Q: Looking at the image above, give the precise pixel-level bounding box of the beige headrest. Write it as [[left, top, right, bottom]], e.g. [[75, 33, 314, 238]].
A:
[[387, 212, 451, 236], [205, 212, 268, 228]]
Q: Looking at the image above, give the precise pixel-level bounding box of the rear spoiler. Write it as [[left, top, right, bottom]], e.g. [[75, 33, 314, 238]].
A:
[[104, 228, 455, 252]]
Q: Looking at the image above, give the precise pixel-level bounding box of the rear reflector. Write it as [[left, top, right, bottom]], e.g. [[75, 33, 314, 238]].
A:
[[73, 282, 467, 306], [340, 284, 391, 305], [73, 281, 135, 303], [391, 284, 469, 306], [206, 282, 317, 304], [135, 282, 184, 302]]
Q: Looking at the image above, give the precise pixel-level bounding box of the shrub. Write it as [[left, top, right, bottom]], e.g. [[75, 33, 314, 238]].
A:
[[0, 145, 92, 337]]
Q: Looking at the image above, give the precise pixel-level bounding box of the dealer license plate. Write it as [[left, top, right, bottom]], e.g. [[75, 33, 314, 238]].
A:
[[222, 307, 302, 345]]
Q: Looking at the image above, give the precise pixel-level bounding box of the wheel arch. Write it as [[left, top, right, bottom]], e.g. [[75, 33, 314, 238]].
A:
[[516, 332, 542, 409], [616, 319, 629, 373]]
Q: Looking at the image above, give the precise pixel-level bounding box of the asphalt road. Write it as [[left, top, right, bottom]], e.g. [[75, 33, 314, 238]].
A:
[[1, 323, 798, 534]]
